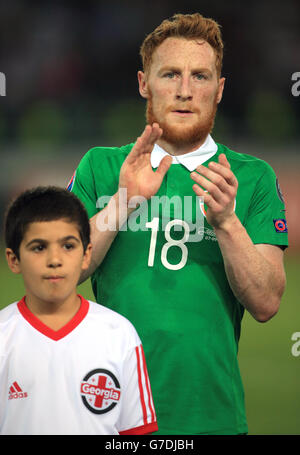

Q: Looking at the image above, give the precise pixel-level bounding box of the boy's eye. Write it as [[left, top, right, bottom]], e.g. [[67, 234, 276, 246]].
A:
[[63, 243, 74, 250], [32, 245, 45, 252]]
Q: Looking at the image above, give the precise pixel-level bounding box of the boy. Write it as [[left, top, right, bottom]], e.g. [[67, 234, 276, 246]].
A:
[[0, 186, 157, 435]]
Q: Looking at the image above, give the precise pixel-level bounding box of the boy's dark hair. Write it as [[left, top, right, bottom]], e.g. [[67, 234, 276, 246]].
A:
[[4, 186, 91, 259]]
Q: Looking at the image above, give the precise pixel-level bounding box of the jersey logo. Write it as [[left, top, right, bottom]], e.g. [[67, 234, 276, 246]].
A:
[[8, 381, 28, 400], [273, 219, 288, 233], [80, 369, 121, 414]]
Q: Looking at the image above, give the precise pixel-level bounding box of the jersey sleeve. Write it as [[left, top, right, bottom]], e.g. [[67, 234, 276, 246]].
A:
[[117, 343, 158, 435], [244, 162, 288, 248], [67, 149, 99, 218]]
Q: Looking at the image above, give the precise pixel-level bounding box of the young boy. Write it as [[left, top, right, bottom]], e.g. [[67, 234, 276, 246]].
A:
[[0, 186, 157, 435]]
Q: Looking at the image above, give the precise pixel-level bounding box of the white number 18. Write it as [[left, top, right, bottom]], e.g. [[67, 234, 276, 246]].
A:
[[146, 217, 190, 270]]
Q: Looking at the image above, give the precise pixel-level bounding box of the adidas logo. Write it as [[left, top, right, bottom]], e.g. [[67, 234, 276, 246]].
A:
[[8, 381, 28, 400]]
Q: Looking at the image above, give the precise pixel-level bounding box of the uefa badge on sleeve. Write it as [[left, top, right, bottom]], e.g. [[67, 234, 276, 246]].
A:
[[273, 219, 288, 233]]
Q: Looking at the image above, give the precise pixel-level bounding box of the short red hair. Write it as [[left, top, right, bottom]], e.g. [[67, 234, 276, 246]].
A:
[[140, 13, 224, 77]]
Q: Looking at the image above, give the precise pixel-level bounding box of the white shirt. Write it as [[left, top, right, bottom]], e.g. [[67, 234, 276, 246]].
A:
[[151, 134, 218, 171], [0, 296, 157, 435]]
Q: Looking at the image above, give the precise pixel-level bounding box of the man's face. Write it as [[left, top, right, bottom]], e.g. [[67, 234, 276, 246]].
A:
[[138, 37, 225, 150]]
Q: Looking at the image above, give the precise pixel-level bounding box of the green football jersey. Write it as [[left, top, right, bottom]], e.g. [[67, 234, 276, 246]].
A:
[[70, 142, 288, 435]]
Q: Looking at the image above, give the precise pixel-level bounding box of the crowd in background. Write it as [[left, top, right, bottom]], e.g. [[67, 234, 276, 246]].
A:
[[0, 0, 299, 241]]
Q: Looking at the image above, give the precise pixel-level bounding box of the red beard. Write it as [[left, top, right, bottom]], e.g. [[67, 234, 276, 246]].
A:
[[146, 93, 218, 149]]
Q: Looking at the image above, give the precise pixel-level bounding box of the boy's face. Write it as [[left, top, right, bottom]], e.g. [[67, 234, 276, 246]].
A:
[[6, 219, 91, 309]]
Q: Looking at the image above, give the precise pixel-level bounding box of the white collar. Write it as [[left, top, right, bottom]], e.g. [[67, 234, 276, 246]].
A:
[[151, 134, 218, 171]]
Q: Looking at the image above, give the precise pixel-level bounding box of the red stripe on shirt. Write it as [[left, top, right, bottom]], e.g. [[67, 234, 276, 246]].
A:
[[135, 345, 147, 425], [119, 421, 158, 435], [140, 345, 155, 423]]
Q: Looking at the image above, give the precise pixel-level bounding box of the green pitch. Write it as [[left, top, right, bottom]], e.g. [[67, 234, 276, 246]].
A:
[[0, 246, 299, 435], [238, 253, 300, 435]]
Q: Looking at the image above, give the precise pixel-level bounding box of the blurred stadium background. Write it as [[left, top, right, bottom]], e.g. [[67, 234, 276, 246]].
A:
[[0, 0, 299, 434]]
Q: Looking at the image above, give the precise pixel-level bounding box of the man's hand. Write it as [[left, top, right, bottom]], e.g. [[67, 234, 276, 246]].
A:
[[191, 153, 285, 322], [190, 153, 238, 229], [119, 123, 172, 202], [78, 123, 172, 284]]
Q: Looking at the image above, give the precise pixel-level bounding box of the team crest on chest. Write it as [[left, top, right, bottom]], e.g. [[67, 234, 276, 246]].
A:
[[199, 191, 237, 218], [80, 369, 121, 414]]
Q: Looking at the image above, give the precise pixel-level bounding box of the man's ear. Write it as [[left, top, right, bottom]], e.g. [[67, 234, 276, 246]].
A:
[[6, 248, 21, 274], [216, 77, 225, 104], [138, 70, 149, 99]]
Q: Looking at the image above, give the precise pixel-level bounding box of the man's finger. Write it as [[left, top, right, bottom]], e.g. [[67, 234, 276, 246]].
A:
[[191, 171, 224, 203], [125, 125, 153, 164], [218, 153, 230, 168], [155, 155, 172, 179], [207, 160, 238, 187], [192, 184, 219, 211], [150, 123, 163, 142], [126, 124, 162, 165]]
